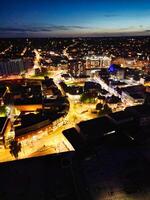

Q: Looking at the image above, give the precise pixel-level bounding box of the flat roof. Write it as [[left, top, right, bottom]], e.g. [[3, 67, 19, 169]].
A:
[[125, 104, 150, 116], [77, 116, 116, 139], [122, 85, 145, 94], [108, 111, 134, 123], [63, 128, 84, 150], [0, 152, 77, 200], [79, 145, 150, 200]]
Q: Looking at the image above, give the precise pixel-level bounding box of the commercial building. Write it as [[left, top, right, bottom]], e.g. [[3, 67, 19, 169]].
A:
[[0, 59, 24, 76], [75, 116, 116, 145], [12, 84, 43, 112], [63, 104, 150, 150], [121, 85, 145, 106], [85, 55, 111, 69]]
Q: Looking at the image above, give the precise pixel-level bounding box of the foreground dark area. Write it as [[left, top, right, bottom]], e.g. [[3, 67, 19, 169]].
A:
[[1, 145, 150, 200], [1, 105, 150, 200]]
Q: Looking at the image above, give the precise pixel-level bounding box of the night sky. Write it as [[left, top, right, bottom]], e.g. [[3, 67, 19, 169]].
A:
[[1, 0, 150, 37]]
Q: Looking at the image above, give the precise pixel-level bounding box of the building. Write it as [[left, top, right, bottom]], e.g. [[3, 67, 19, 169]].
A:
[[108, 64, 125, 80], [125, 58, 136, 68], [116, 69, 125, 80], [11, 84, 43, 112], [140, 76, 150, 86], [0, 59, 24, 76], [23, 57, 34, 71], [68, 59, 86, 77], [125, 104, 150, 127], [0, 152, 77, 200], [75, 116, 116, 146], [121, 85, 145, 106], [85, 55, 111, 69], [1, 105, 150, 199]]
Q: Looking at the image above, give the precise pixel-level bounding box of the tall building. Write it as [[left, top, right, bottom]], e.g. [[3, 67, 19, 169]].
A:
[[0, 59, 24, 76], [85, 55, 111, 69], [68, 59, 86, 77]]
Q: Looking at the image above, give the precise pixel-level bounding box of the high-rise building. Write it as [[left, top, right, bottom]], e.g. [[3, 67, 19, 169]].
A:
[[68, 59, 86, 77], [0, 59, 24, 76], [85, 55, 111, 69]]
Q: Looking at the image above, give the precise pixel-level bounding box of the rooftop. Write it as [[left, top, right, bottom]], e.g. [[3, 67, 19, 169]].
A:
[[77, 116, 116, 140], [125, 104, 150, 116], [0, 152, 78, 200], [108, 110, 134, 124]]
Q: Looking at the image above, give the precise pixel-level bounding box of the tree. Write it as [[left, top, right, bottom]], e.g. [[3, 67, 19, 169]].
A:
[[0, 106, 7, 117], [80, 93, 96, 103], [9, 140, 21, 159]]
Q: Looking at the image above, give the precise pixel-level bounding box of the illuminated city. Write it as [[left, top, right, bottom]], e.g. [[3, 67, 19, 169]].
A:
[[1, 0, 150, 199]]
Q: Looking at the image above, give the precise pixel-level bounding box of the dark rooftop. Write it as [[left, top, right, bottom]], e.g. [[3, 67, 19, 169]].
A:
[[0, 152, 78, 200], [63, 128, 85, 151], [125, 104, 150, 116], [77, 116, 116, 140], [122, 85, 145, 95], [108, 110, 134, 124]]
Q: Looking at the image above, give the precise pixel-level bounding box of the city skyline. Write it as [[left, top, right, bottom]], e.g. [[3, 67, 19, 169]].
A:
[[1, 0, 150, 37]]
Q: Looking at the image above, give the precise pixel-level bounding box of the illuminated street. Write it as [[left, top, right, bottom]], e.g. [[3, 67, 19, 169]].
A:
[[33, 49, 42, 69], [0, 123, 74, 162]]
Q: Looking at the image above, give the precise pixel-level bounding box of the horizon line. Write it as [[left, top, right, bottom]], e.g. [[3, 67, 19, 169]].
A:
[[0, 34, 150, 39]]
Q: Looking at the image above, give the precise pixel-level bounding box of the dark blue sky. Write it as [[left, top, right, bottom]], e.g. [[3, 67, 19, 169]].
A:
[[0, 0, 150, 37]]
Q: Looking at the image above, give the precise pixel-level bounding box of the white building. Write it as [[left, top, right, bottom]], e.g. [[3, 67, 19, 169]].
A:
[[85, 55, 111, 69]]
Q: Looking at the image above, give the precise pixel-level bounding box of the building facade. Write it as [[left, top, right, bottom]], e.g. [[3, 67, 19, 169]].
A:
[[68, 59, 86, 77], [0, 59, 24, 76], [85, 55, 111, 69]]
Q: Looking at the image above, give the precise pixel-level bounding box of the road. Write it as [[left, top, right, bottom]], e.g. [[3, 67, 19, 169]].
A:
[[0, 45, 13, 55], [0, 122, 75, 163], [62, 41, 78, 60], [33, 49, 42, 69], [21, 47, 27, 56]]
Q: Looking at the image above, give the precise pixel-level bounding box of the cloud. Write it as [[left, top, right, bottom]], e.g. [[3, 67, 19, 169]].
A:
[[82, 30, 150, 37], [119, 26, 135, 31], [143, 30, 150, 33], [0, 25, 89, 33], [104, 14, 119, 18], [139, 25, 143, 28], [1, 25, 150, 38]]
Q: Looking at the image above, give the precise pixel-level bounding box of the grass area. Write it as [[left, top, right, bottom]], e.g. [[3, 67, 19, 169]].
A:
[[30, 72, 52, 79], [65, 81, 84, 86], [0, 106, 9, 117], [80, 93, 96, 104]]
